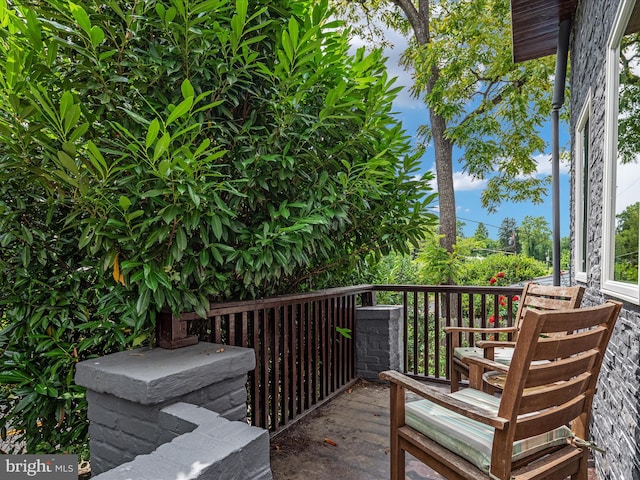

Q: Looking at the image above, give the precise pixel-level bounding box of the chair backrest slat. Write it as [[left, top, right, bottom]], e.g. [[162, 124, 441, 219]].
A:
[[518, 372, 591, 414], [512, 284, 585, 342], [525, 351, 599, 388], [514, 395, 587, 441], [532, 328, 605, 361]]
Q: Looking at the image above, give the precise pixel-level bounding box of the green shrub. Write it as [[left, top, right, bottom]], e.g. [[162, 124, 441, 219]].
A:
[[457, 253, 548, 286], [0, 0, 436, 453]]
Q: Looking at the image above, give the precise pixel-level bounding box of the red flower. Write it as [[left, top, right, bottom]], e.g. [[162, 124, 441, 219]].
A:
[[512, 295, 520, 302], [496, 271, 505, 278], [489, 277, 497, 284], [489, 315, 495, 323], [500, 299, 507, 307]]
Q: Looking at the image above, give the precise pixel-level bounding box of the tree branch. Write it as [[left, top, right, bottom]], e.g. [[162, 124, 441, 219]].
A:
[[457, 78, 526, 127], [391, 0, 429, 44]]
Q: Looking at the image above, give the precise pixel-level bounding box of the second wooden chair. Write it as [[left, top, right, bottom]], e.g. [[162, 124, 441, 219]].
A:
[[446, 283, 584, 391]]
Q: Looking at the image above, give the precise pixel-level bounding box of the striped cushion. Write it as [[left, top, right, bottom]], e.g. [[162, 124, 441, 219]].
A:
[[453, 346, 514, 365], [405, 388, 571, 473]]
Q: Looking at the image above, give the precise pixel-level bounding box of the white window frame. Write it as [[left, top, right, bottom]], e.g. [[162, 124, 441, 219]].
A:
[[603, 0, 640, 304], [574, 91, 591, 284]]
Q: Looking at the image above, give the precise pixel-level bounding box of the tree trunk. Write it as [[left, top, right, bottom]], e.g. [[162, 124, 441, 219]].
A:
[[430, 102, 456, 256], [394, 0, 457, 260]]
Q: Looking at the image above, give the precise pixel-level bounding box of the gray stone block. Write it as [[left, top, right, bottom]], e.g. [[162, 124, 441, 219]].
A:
[[119, 416, 161, 441], [86, 398, 118, 429], [90, 440, 130, 474], [76, 343, 255, 405]]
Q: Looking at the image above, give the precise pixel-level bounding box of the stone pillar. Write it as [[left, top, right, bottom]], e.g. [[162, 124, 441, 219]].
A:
[[356, 305, 404, 381], [75, 343, 257, 476]]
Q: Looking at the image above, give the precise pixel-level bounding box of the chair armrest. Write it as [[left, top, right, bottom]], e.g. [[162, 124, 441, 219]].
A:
[[475, 340, 516, 349], [379, 370, 508, 430], [444, 326, 517, 335], [462, 356, 510, 373]]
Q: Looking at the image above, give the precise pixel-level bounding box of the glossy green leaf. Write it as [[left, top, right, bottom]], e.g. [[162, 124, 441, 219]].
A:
[[90, 25, 104, 46], [181, 79, 194, 100], [153, 132, 171, 161], [118, 196, 131, 211], [56, 151, 78, 175], [165, 97, 193, 126], [146, 118, 160, 149], [68, 2, 91, 34]]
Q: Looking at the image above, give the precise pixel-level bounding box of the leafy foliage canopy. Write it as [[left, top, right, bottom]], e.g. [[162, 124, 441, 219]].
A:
[[0, 0, 436, 453]]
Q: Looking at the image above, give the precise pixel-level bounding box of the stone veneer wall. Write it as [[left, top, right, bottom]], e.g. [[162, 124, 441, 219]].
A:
[[570, 1, 640, 477], [356, 305, 404, 381]]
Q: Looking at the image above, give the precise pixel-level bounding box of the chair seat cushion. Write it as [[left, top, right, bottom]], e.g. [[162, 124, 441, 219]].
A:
[[405, 388, 572, 473], [453, 346, 514, 365]]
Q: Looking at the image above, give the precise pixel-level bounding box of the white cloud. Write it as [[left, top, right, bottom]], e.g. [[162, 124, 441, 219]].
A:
[[428, 166, 488, 192], [453, 171, 488, 191], [532, 153, 570, 176]]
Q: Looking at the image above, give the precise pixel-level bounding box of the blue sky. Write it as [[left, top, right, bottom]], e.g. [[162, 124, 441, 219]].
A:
[[351, 28, 572, 240]]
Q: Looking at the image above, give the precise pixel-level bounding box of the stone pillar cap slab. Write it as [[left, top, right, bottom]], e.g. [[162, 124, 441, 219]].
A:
[[75, 343, 255, 405]]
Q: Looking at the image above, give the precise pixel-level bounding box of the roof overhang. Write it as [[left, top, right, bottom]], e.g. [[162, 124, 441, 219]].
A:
[[510, 0, 578, 63]]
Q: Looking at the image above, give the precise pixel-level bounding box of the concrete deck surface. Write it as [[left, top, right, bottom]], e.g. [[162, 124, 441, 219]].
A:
[[269, 379, 597, 480], [269, 380, 445, 480]]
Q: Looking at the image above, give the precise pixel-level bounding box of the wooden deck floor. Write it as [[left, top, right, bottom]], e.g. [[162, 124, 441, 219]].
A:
[[269, 379, 598, 480], [269, 379, 445, 480]]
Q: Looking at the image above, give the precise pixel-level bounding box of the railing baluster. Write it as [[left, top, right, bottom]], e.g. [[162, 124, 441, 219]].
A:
[[467, 294, 475, 347], [260, 308, 269, 430], [402, 292, 408, 373], [229, 312, 236, 345], [290, 304, 298, 420], [283, 305, 290, 424], [348, 294, 355, 379], [331, 297, 338, 394], [338, 296, 344, 388], [321, 298, 328, 400], [248, 310, 258, 428], [312, 300, 319, 405], [423, 291, 429, 376], [299, 303, 304, 414], [480, 294, 488, 338], [300, 302, 316, 411], [214, 315, 222, 344], [434, 292, 441, 379], [411, 292, 420, 375], [273, 307, 281, 432]]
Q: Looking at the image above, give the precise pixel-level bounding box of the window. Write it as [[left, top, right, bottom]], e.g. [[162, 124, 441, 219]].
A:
[[574, 92, 591, 283], [603, 0, 640, 303]]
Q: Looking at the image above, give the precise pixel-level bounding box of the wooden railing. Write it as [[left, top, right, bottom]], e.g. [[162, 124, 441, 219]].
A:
[[157, 284, 522, 434], [372, 285, 522, 383], [157, 286, 372, 435]]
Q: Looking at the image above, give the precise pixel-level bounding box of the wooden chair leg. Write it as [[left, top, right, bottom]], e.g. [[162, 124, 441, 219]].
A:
[[390, 442, 405, 480], [389, 383, 406, 480], [450, 367, 460, 392], [571, 450, 588, 480]]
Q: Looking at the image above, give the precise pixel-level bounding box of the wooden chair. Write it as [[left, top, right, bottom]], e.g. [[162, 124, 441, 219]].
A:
[[447, 283, 585, 391], [380, 300, 622, 480]]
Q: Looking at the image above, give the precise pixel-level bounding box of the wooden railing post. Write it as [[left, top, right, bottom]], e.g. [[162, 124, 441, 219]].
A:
[[156, 309, 198, 349], [360, 291, 377, 306]]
